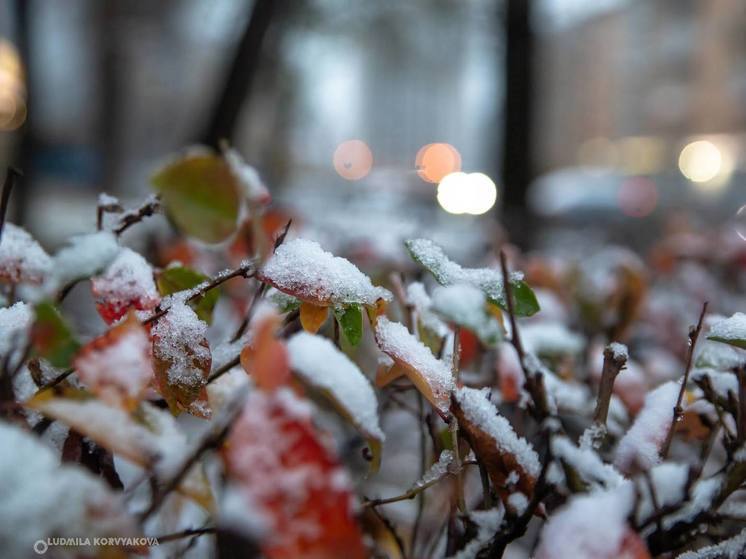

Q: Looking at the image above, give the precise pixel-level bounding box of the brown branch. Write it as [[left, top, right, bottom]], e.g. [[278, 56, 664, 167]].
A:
[[593, 343, 628, 426], [661, 301, 708, 460], [0, 167, 20, 245], [113, 195, 161, 236], [737, 365, 746, 445], [154, 526, 215, 544]]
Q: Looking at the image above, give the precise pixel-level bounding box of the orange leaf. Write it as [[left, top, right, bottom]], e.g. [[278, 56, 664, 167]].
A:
[[224, 389, 367, 559], [74, 313, 153, 410], [240, 309, 290, 391], [299, 302, 328, 333]]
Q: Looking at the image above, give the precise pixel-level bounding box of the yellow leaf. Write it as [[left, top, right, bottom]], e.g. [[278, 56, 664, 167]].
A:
[[300, 302, 329, 333]]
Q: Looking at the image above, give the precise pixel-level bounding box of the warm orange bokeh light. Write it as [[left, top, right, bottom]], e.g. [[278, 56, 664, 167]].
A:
[[415, 143, 461, 183], [333, 140, 373, 181]]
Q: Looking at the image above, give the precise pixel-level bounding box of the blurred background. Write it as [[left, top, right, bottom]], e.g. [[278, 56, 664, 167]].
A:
[[1, 0, 746, 257]]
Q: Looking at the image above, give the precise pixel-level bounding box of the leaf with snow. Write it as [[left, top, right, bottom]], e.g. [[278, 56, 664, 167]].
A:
[[535, 486, 649, 559], [73, 313, 153, 410], [431, 283, 502, 347], [707, 312, 746, 349], [521, 322, 585, 357], [614, 380, 680, 474], [157, 264, 219, 323], [31, 301, 81, 368], [551, 436, 624, 491], [223, 388, 367, 559], [404, 238, 540, 317], [223, 146, 271, 206], [152, 300, 212, 418], [299, 301, 329, 333], [0, 223, 52, 284], [151, 149, 241, 243], [258, 238, 392, 307], [287, 332, 384, 472], [91, 247, 160, 324], [0, 301, 33, 367], [452, 386, 540, 508], [0, 423, 139, 558], [374, 317, 454, 415], [676, 527, 746, 559]]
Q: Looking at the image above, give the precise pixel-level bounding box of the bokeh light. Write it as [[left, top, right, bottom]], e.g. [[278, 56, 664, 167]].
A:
[[618, 176, 658, 218], [0, 39, 25, 131], [436, 171, 497, 215], [577, 137, 618, 168], [678, 140, 722, 183], [333, 139, 373, 181], [416, 143, 461, 183]]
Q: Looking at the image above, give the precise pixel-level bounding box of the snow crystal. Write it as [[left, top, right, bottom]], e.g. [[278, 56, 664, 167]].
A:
[[414, 450, 455, 488], [521, 322, 584, 356], [260, 238, 392, 305], [287, 332, 384, 440], [449, 508, 504, 559], [552, 436, 624, 490], [50, 230, 120, 289], [708, 312, 746, 344], [0, 223, 52, 283], [431, 283, 501, 346], [406, 238, 522, 307], [0, 422, 136, 559], [224, 147, 271, 205], [677, 528, 746, 558], [152, 300, 210, 389], [507, 492, 528, 515], [614, 380, 680, 473], [454, 386, 541, 479], [74, 320, 153, 408], [608, 342, 629, 361], [535, 486, 634, 559], [0, 301, 32, 363], [375, 317, 454, 412]]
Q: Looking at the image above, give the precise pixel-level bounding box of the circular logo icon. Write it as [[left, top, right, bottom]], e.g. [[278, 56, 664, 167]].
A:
[[33, 540, 48, 555]]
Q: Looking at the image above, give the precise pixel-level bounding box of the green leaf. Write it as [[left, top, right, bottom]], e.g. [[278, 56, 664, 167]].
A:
[[151, 151, 240, 243], [269, 289, 301, 314], [707, 335, 746, 350], [334, 304, 363, 346], [507, 279, 540, 318], [31, 302, 81, 368], [157, 266, 219, 324]]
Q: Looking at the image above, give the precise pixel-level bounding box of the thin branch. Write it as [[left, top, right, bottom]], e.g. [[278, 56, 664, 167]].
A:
[[207, 354, 241, 384], [737, 365, 746, 445], [0, 167, 20, 245], [154, 526, 215, 544], [113, 195, 161, 236], [661, 301, 708, 459], [593, 343, 628, 426], [34, 367, 75, 394], [368, 505, 407, 559]]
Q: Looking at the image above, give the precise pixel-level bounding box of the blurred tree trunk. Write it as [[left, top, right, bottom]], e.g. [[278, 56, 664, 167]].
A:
[[500, 0, 535, 248], [201, 0, 279, 149]]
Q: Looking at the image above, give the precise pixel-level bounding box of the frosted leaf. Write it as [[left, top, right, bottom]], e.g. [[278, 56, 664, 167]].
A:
[[375, 317, 454, 413], [431, 283, 502, 347], [708, 312, 746, 348], [0, 423, 138, 558], [405, 238, 522, 307], [521, 322, 584, 356], [287, 332, 384, 441], [50, 230, 120, 289], [73, 316, 153, 410], [448, 508, 505, 559], [677, 528, 746, 558], [0, 223, 52, 283], [91, 247, 160, 324], [152, 300, 211, 416], [0, 302, 33, 365], [224, 147, 271, 206], [454, 386, 541, 481], [414, 449, 455, 488], [551, 436, 624, 490], [259, 238, 392, 306], [535, 486, 637, 559], [614, 380, 680, 474]]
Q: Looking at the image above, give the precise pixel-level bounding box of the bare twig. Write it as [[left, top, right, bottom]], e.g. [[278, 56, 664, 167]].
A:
[[661, 301, 708, 460], [154, 526, 215, 544], [737, 365, 746, 445], [113, 195, 161, 236], [593, 343, 628, 426]]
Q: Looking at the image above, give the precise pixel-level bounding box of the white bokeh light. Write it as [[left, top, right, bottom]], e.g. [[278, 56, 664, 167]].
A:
[[436, 172, 497, 215], [678, 140, 722, 183]]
